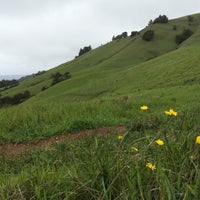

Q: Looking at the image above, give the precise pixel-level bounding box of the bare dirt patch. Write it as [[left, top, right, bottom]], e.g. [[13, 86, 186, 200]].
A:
[[0, 126, 126, 157]]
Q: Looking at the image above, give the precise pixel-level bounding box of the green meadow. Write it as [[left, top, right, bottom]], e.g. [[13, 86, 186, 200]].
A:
[[0, 13, 200, 199]]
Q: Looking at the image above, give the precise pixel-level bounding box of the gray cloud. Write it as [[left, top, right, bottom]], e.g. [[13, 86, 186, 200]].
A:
[[0, 0, 199, 75], [0, 0, 76, 18]]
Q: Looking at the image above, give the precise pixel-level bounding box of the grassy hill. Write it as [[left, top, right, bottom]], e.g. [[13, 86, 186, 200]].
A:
[[0, 13, 199, 142], [1, 13, 200, 103], [1, 13, 200, 199]]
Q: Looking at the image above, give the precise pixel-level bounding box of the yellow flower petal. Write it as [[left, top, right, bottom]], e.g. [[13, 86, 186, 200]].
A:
[[169, 109, 178, 116], [146, 162, 156, 170], [131, 146, 138, 152], [196, 136, 200, 144], [140, 105, 148, 110], [165, 109, 178, 116], [155, 139, 164, 146], [165, 111, 172, 115], [118, 135, 123, 140]]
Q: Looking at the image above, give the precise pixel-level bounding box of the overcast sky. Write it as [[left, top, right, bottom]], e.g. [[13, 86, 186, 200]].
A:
[[0, 0, 199, 75]]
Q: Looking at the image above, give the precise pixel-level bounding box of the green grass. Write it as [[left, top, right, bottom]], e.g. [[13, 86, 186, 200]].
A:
[[0, 82, 199, 142], [0, 108, 200, 199]]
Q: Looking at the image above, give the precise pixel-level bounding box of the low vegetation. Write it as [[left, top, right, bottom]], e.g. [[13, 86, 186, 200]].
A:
[[130, 31, 138, 37], [175, 29, 193, 44], [0, 105, 200, 199], [112, 32, 128, 40], [76, 45, 92, 58], [148, 14, 168, 25], [51, 71, 71, 86], [0, 90, 31, 107], [153, 15, 169, 24], [142, 30, 155, 41], [0, 79, 19, 89]]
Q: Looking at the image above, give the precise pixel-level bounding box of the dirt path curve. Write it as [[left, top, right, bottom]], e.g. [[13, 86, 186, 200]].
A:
[[0, 125, 126, 157]]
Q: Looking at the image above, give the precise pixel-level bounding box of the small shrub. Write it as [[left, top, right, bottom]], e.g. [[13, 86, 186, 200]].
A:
[[0, 79, 19, 88], [188, 15, 194, 22], [130, 31, 138, 37], [52, 77, 64, 86], [153, 15, 168, 24], [142, 30, 155, 41], [35, 70, 46, 76], [11, 90, 31, 104], [175, 29, 193, 44], [148, 20, 153, 26], [64, 72, 71, 79], [173, 25, 177, 30], [77, 45, 92, 57], [0, 90, 31, 106], [51, 72, 71, 86], [41, 86, 48, 91], [112, 32, 128, 41]]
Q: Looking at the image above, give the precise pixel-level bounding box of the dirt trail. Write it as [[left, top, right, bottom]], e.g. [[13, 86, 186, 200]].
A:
[[0, 126, 126, 157]]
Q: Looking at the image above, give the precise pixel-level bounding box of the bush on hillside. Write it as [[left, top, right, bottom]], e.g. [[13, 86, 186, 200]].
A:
[[51, 72, 62, 79], [142, 30, 155, 41], [11, 90, 31, 104], [130, 31, 138, 37], [175, 29, 193, 44], [41, 86, 48, 91], [148, 20, 153, 26], [112, 32, 128, 41], [0, 90, 31, 107], [75, 46, 92, 58], [153, 15, 168, 24], [34, 70, 46, 76], [51, 72, 71, 86], [187, 16, 194, 22], [0, 79, 19, 88], [173, 25, 177, 31]]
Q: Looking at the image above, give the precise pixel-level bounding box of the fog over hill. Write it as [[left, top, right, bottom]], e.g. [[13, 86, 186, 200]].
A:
[[0, 75, 24, 80]]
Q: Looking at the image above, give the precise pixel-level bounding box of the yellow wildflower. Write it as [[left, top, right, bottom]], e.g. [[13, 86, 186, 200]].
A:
[[118, 135, 123, 140], [131, 146, 138, 152], [165, 108, 177, 116], [155, 139, 164, 146], [196, 136, 200, 144], [169, 109, 178, 116], [146, 162, 156, 171], [165, 111, 172, 116], [140, 105, 148, 111]]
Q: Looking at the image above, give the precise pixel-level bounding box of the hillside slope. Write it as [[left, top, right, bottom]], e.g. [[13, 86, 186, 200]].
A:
[[0, 13, 200, 143], [1, 13, 200, 103]]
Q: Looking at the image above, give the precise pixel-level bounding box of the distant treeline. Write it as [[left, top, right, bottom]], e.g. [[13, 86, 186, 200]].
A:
[[112, 32, 128, 40], [41, 71, 72, 91], [112, 31, 139, 41], [75, 46, 92, 58], [148, 15, 168, 25], [0, 79, 19, 88], [0, 90, 31, 107], [51, 72, 71, 85]]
